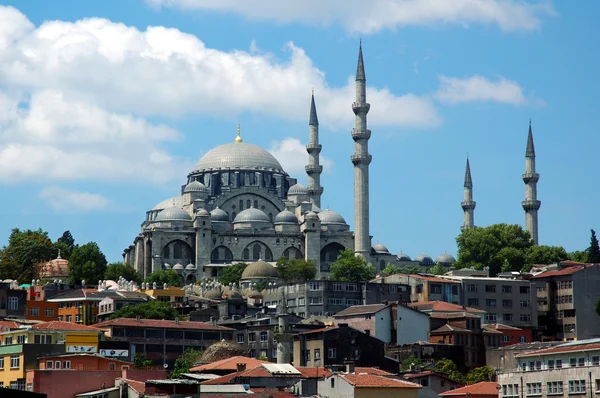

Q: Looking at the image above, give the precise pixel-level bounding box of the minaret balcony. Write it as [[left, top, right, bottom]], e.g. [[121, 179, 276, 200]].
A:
[[306, 143, 322, 154], [522, 172, 540, 184], [307, 186, 324, 196], [351, 154, 372, 166], [522, 200, 541, 211], [461, 201, 476, 211], [351, 129, 371, 141], [352, 102, 370, 115], [305, 164, 323, 174]]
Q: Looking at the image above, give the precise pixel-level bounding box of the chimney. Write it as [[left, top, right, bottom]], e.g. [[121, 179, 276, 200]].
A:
[[236, 363, 247, 372], [175, 317, 180, 325], [345, 361, 355, 374], [136, 315, 141, 323]]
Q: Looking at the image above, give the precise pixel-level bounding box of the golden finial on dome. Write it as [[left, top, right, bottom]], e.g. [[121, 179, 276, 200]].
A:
[[235, 124, 243, 143]]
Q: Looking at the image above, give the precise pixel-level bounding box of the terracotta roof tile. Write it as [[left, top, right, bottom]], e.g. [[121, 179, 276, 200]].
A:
[[483, 323, 522, 331], [94, 318, 233, 331], [408, 301, 485, 313], [334, 304, 388, 317], [517, 341, 600, 357], [296, 367, 332, 378], [355, 367, 393, 376], [431, 324, 471, 334], [190, 356, 267, 372], [531, 265, 585, 279], [122, 378, 145, 394], [31, 321, 102, 331], [0, 321, 21, 331], [341, 374, 421, 388], [440, 381, 499, 396], [200, 371, 241, 385], [429, 312, 481, 319]]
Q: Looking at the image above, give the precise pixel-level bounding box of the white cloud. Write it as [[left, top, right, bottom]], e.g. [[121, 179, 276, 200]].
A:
[[434, 75, 540, 105], [39, 186, 109, 212], [269, 137, 334, 175], [147, 0, 555, 34], [0, 6, 440, 129]]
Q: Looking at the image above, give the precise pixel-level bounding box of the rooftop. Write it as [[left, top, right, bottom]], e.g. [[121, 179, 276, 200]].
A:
[[31, 321, 103, 332], [190, 356, 267, 372], [530, 264, 588, 279], [440, 381, 499, 396], [490, 341, 561, 352], [94, 318, 233, 331], [341, 373, 422, 388], [431, 324, 471, 334], [407, 301, 485, 314], [333, 304, 388, 318], [47, 289, 120, 302], [483, 323, 523, 331], [516, 339, 600, 358]]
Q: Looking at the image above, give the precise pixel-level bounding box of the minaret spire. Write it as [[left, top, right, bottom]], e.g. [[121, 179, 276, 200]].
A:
[[461, 157, 476, 232], [351, 41, 372, 259], [522, 119, 541, 244], [306, 92, 323, 207]]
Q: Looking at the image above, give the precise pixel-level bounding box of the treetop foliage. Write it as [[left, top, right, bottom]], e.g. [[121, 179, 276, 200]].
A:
[[144, 269, 182, 287], [110, 300, 179, 320], [276, 258, 317, 283], [382, 263, 421, 276], [68, 242, 107, 285], [170, 348, 204, 379], [218, 262, 247, 286], [588, 229, 600, 263], [105, 262, 142, 284], [0, 228, 58, 283], [329, 249, 376, 282]]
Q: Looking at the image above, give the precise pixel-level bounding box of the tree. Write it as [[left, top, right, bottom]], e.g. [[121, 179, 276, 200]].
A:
[[433, 359, 464, 383], [382, 264, 421, 276], [110, 300, 178, 320], [588, 229, 600, 263], [523, 245, 569, 272], [134, 353, 153, 368], [569, 250, 588, 263], [276, 258, 317, 283], [501, 259, 512, 273], [329, 249, 376, 282], [170, 348, 203, 378], [219, 263, 247, 286], [399, 356, 423, 372], [427, 263, 447, 276], [105, 262, 142, 284], [0, 228, 57, 283], [465, 366, 495, 383], [56, 230, 76, 258], [68, 242, 107, 285], [144, 269, 182, 287]]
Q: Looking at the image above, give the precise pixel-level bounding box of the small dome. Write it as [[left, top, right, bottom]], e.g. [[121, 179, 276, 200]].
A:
[[436, 253, 456, 264], [173, 263, 184, 270], [372, 243, 390, 254], [184, 180, 208, 193], [397, 252, 412, 262], [274, 210, 298, 224], [305, 211, 319, 221], [185, 263, 196, 270], [288, 183, 308, 196], [164, 263, 172, 269], [196, 208, 210, 217], [210, 207, 229, 222], [204, 289, 222, 300], [234, 207, 270, 224], [155, 207, 192, 222], [200, 340, 247, 363], [241, 261, 278, 279], [224, 290, 243, 299], [318, 209, 347, 225], [414, 254, 434, 265]]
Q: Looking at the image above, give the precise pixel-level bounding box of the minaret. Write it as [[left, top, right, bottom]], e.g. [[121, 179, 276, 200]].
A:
[[351, 42, 372, 259], [306, 91, 324, 207], [522, 120, 541, 245], [461, 157, 476, 232]]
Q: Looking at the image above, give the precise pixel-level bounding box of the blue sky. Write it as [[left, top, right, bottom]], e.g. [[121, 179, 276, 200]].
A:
[[0, 0, 597, 263]]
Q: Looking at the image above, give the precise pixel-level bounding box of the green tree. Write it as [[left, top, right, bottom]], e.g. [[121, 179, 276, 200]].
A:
[[427, 262, 447, 275], [0, 228, 57, 283], [170, 348, 203, 378], [434, 359, 464, 382], [399, 356, 423, 372], [501, 259, 512, 273], [134, 353, 153, 368], [110, 300, 178, 320], [105, 262, 142, 284], [587, 229, 600, 263], [218, 263, 247, 286], [144, 269, 182, 287], [276, 258, 317, 282], [56, 230, 76, 258], [330, 249, 376, 282], [465, 366, 495, 383], [523, 245, 569, 272], [68, 242, 107, 285], [569, 250, 588, 263]]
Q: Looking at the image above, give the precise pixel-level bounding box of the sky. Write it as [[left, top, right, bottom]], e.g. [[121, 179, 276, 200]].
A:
[[0, 0, 598, 263]]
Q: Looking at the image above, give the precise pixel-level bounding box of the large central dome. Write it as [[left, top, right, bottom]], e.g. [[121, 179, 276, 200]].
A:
[[193, 141, 285, 174]]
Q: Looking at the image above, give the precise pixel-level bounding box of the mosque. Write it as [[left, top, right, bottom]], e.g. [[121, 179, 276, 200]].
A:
[[122, 44, 540, 285]]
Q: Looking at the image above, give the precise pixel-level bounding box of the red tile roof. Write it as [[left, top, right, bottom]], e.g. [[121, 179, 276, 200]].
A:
[[516, 342, 600, 357], [31, 321, 102, 331], [341, 374, 421, 388], [296, 367, 332, 378], [248, 388, 297, 397], [403, 370, 463, 383], [484, 323, 522, 331], [200, 365, 331, 385], [122, 378, 145, 394], [297, 326, 337, 335], [94, 318, 233, 331], [408, 301, 485, 313], [429, 312, 481, 319], [355, 367, 393, 376], [334, 304, 388, 318], [431, 324, 471, 334], [440, 381, 499, 396], [0, 321, 21, 331], [531, 265, 585, 278], [190, 356, 267, 372], [201, 371, 241, 385]]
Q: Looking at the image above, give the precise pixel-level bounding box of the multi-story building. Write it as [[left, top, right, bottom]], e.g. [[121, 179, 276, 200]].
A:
[[140, 286, 185, 305], [531, 262, 600, 341], [483, 323, 532, 346], [25, 283, 62, 323], [0, 343, 65, 390], [261, 280, 409, 318], [0, 281, 27, 319], [395, 303, 431, 345], [46, 288, 121, 325], [97, 291, 151, 321], [318, 370, 421, 398], [333, 304, 393, 343], [486, 341, 562, 372], [0, 321, 103, 350], [371, 274, 462, 304], [498, 339, 600, 398]]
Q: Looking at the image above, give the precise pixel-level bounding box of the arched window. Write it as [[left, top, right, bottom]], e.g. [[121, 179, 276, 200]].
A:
[[379, 260, 385, 271], [162, 246, 170, 259], [243, 248, 250, 260], [211, 246, 234, 264], [265, 248, 273, 262], [247, 199, 251, 209], [239, 200, 244, 210], [186, 275, 196, 284], [320, 242, 345, 264], [283, 247, 303, 260], [253, 200, 258, 208], [253, 244, 261, 260], [173, 242, 183, 258], [231, 212, 236, 221]]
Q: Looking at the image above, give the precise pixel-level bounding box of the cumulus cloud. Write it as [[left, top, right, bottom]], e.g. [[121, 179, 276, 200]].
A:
[[0, 6, 440, 129], [147, 0, 555, 34], [434, 75, 541, 105], [39, 186, 109, 212], [269, 137, 334, 175]]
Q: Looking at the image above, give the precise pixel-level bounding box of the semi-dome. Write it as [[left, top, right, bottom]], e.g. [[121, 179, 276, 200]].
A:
[[185, 263, 196, 270], [318, 209, 347, 225], [305, 211, 319, 221], [194, 141, 285, 174], [436, 252, 456, 264], [288, 183, 308, 196], [184, 180, 208, 193], [414, 254, 434, 265], [196, 208, 210, 217], [397, 252, 412, 262], [210, 207, 229, 222], [241, 261, 278, 279], [274, 210, 298, 224], [155, 207, 192, 222], [372, 243, 390, 254], [234, 207, 270, 224]]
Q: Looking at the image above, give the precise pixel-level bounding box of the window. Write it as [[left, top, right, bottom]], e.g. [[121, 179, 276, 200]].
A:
[[8, 297, 18, 310], [27, 383, 32, 392], [520, 314, 531, 322], [331, 378, 335, 388], [520, 300, 530, 308], [287, 299, 296, 307], [75, 314, 81, 323], [345, 283, 358, 292], [109, 363, 116, 370], [328, 297, 343, 305], [570, 358, 577, 367], [502, 300, 513, 308], [503, 335, 510, 343], [30, 307, 39, 316], [468, 284, 478, 292], [502, 285, 513, 293], [328, 348, 337, 359], [260, 331, 268, 342], [46, 360, 53, 369], [0, 357, 4, 369], [467, 298, 479, 306], [547, 360, 555, 369], [430, 284, 442, 294], [260, 349, 267, 359], [485, 285, 496, 293], [547, 381, 563, 395], [345, 298, 360, 306], [248, 333, 256, 342], [64, 361, 71, 369], [592, 356, 599, 366], [503, 384, 519, 397], [526, 382, 542, 396], [309, 297, 322, 305], [309, 282, 322, 291], [486, 299, 497, 307], [520, 286, 530, 294], [519, 335, 527, 343], [578, 358, 585, 367], [34, 335, 52, 344], [55, 361, 61, 369], [535, 361, 542, 370], [298, 297, 305, 306], [10, 355, 20, 369], [504, 314, 513, 321], [237, 334, 244, 344], [421, 378, 429, 387], [315, 349, 321, 360], [556, 359, 562, 369], [5, 337, 13, 345], [333, 283, 343, 291], [568, 380, 586, 394], [486, 313, 497, 322], [17, 335, 25, 344], [66, 315, 72, 322], [305, 350, 310, 361]]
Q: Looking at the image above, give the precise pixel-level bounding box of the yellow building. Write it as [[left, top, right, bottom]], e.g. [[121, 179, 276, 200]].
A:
[[142, 286, 185, 304]]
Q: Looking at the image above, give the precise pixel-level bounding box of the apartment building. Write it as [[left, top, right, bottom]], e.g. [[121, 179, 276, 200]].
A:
[[531, 262, 600, 341], [97, 291, 151, 321], [0, 281, 27, 319], [46, 289, 120, 325], [498, 339, 600, 398], [371, 274, 461, 304]]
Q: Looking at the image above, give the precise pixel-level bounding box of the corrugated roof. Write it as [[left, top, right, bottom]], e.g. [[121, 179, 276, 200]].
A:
[[94, 318, 232, 331], [334, 304, 388, 318], [122, 378, 145, 394], [517, 340, 600, 357], [262, 363, 301, 375], [341, 374, 422, 388], [440, 381, 498, 396], [530, 265, 585, 279], [429, 312, 480, 319]]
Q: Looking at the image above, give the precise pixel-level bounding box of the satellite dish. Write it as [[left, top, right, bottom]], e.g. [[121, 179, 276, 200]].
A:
[[163, 363, 169, 369]]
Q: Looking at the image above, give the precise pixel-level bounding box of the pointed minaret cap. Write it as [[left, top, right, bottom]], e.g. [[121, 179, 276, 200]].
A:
[[309, 91, 319, 126], [464, 157, 473, 188], [526, 119, 535, 157], [235, 124, 243, 143], [356, 40, 366, 82]]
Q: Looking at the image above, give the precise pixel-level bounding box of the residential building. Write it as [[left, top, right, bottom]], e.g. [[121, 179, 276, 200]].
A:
[[402, 370, 464, 398], [25, 282, 65, 323], [370, 274, 461, 304], [292, 323, 398, 372], [0, 344, 65, 390], [395, 303, 431, 345], [94, 317, 233, 366], [531, 262, 600, 341], [0, 321, 103, 352], [388, 342, 466, 369], [97, 291, 151, 321], [498, 339, 600, 398], [439, 381, 499, 398], [190, 355, 268, 375], [486, 342, 562, 373], [46, 288, 122, 325], [407, 300, 486, 321], [333, 304, 393, 343], [140, 286, 185, 306], [261, 280, 409, 318], [0, 281, 27, 319], [483, 323, 532, 346], [318, 371, 421, 398]]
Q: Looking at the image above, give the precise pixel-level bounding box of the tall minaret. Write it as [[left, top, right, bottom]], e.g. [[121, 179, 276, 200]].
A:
[[461, 157, 476, 232], [306, 92, 324, 207], [351, 42, 372, 259], [522, 120, 541, 245]]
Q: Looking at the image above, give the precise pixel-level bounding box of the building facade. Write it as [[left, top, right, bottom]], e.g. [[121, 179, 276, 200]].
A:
[[372, 274, 461, 304]]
